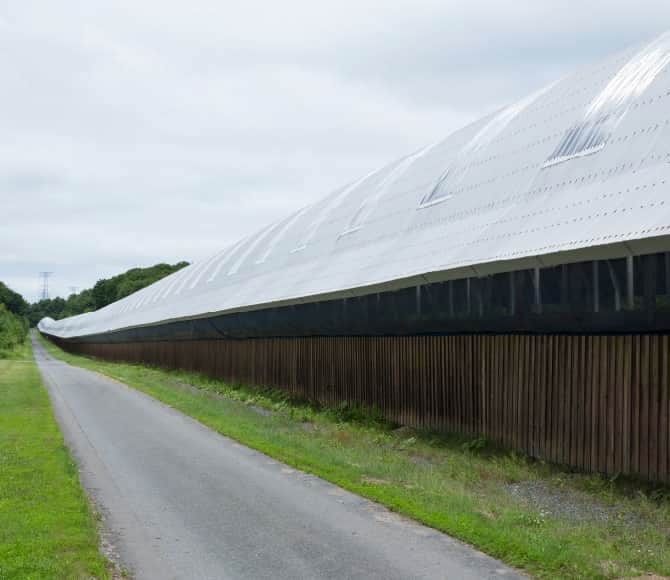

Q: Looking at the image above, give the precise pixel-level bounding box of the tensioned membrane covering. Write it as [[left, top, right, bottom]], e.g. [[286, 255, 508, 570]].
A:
[[41, 30, 670, 339]]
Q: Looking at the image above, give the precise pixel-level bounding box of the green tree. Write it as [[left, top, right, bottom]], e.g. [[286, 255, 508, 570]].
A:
[[0, 282, 29, 353], [0, 281, 29, 316], [0, 304, 27, 352]]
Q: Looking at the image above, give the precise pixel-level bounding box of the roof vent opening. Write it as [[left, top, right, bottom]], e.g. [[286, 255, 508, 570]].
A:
[[543, 31, 670, 168], [340, 143, 438, 235], [420, 168, 454, 207], [419, 83, 551, 208], [291, 171, 378, 252], [339, 202, 369, 237]]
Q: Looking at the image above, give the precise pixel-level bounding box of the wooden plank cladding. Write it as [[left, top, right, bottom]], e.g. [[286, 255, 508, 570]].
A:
[[50, 334, 670, 483]]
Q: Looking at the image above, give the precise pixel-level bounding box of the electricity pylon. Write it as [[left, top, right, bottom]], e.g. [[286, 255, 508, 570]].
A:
[[38, 272, 53, 301]]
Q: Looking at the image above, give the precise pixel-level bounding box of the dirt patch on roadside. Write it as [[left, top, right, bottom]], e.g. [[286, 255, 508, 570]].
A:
[[506, 480, 639, 526], [249, 404, 274, 417], [167, 379, 275, 417], [362, 476, 391, 485]]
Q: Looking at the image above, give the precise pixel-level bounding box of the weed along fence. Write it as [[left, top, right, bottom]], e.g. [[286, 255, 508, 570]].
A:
[[47, 333, 670, 483]]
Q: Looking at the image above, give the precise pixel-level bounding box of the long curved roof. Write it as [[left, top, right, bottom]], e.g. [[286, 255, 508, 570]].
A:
[[41, 30, 670, 339]]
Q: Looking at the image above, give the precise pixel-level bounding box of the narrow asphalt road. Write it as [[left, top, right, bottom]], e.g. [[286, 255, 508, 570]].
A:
[[33, 333, 521, 580]]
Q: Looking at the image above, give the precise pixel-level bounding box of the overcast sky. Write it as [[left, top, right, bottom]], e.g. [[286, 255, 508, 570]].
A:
[[2, 0, 670, 301]]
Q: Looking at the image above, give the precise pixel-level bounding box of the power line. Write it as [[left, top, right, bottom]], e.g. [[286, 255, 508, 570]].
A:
[[38, 272, 53, 301]]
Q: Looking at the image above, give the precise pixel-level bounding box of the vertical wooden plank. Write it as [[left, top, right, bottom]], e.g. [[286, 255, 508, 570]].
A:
[[402, 336, 409, 426], [471, 336, 477, 435], [607, 335, 616, 475], [397, 336, 403, 426], [589, 336, 599, 472], [385, 337, 392, 424], [469, 335, 476, 435], [481, 336, 488, 437], [598, 336, 609, 474], [474, 336, 480, 435], [578, 335, 587, 471], [488, 337, 495, 441], [516, 334, 523, 452], [463, 336, 469, 434], [544, 335, 553, 463], [462, 336, 468, 434], [438, 336, 446, 432], [349, 336, 360, 403], [437, 336, 444, 431], [631, 336, 641, 475], [573, 336, 584, 470], [387, 337, 392, 421], [660, 336, 669, 483], [421, 337, 427, 429], [530, 336, 538, 457], [406, 336, 413, 428], [423, 337, 430, 429], [424, 337, 431, 430], [582, 336, 592, 472], [492, 336, 500, 441], [519, 335, 526, 452], [451, 336, 458, 433], [612, 336, 626, 473], [524, 335, 528, 450], [431, 336, 438, 431], [470, 335, 476, 434], [411, 336, 418, 428], [558, 335, 567, 467], [456, 335, 462, 434], [552, 334, 560, 465], [602, 335, 612, 475], [491, 336, 507, 442], [411, 336, 416, 427], [460, 336, 466, 434], [392, 337, 399, 425], [374, 337, 381, 418], [640, 335, 650, 479], [554, 335, 564, 464], [501, 336, 508, 446], [621, 335, 632, 475], [437, 336, 443, 432], [518, 336, 527, 453], [418, 336, 425, 429], [517, 335, 525, 452], [526, 336, 533, 456], [569, 335, 578, 468], [491, 335, 497, 439], [539, 334, 546, 458], [568, 336, 578, 468], [649, 335, 659, 481]]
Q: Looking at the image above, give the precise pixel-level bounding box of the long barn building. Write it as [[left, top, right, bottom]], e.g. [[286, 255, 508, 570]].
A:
[[41, 31, 670, 482]]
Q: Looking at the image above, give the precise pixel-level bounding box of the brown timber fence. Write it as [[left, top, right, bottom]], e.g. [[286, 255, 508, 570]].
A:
[[50, 334, 670, 483]]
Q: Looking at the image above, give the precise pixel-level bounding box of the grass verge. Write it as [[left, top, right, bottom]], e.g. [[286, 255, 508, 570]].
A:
[[39, 334, 670, 579], [0, 340, 110, 579]]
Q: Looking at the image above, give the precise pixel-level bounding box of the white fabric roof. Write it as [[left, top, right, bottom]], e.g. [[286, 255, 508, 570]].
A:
[[41, 30, 670, 338]]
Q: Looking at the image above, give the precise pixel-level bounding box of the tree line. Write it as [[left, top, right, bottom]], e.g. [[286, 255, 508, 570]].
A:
[[26, 261, 189, 325], [0, 262, 188, 352]]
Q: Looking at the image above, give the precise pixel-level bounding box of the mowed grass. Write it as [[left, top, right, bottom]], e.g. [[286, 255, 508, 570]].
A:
[[39, 335, 670, 579], [0, 340, 109, 579]]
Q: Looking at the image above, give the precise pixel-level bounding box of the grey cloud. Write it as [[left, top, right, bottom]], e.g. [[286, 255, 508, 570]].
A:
[[0, 170, 66, 191]]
